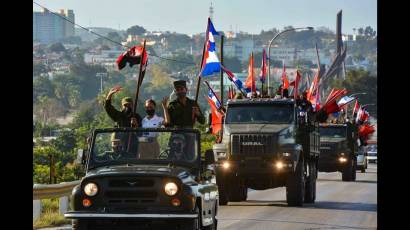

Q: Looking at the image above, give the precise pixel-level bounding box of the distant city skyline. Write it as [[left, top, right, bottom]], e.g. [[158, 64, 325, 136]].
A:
[[33, 0, 377, 35]]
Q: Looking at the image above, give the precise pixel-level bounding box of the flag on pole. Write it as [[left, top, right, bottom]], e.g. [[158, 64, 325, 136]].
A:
[[204, 81, 222, 110], [282, 63, 289, 89], [352, 100, 360, 117], [259, 49, 267, 83], [289, 70, 302, 98], [337, 95, 355, 107], [206, 97, 223, 135], [221, 65, 245, 94], [245, 52, 256, 94], [201, 18, 221, 76], [116, 45, 148, 70]]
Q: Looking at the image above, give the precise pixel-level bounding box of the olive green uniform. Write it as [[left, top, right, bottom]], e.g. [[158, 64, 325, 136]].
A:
[[104, 98, 142, 128], [167, 98, 205, 128]]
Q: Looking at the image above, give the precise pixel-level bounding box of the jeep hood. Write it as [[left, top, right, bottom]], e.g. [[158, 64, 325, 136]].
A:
[[86, 164, 194, 180]]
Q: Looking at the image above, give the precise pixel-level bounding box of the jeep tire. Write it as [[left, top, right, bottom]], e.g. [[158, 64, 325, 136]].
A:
[[72, 219, 87, 230], [286, 158, 305, 206]]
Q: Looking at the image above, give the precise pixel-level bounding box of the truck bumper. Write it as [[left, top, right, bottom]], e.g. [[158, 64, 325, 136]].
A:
[[64, 212, 198, 219]]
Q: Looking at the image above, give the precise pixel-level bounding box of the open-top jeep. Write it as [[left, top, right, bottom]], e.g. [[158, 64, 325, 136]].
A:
[[212, 98, 320, 206], [318, 123, 358, 181], [65, 128, 218, 230]]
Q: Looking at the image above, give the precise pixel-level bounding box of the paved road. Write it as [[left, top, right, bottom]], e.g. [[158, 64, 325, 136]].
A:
[[38, 164, 377, 230], [217, 164, 377, 230]]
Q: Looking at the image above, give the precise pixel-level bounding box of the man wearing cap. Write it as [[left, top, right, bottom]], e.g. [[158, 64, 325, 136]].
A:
[[104, 87, 142, 128], [162, 80, 205, 128]]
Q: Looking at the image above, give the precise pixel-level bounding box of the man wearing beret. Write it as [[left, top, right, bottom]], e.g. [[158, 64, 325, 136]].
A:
[[162, 80, 205, 128], [104, 87, 142, 128]]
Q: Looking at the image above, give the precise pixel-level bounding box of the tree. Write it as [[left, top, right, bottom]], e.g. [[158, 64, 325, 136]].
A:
[[330, 69, 377, 117], [33, 76, 55, 103], [48, 42, 66, 53], [126, 25, 146, 36], [33, 63, 48, 77], [34, 96, 66, 126]]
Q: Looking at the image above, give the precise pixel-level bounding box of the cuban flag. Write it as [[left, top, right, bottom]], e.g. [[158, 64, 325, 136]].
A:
[[201, 18, 221, 76], [204, 80, 222, 110], [221, 65, 245, 94], [337, 95, 355, 107]]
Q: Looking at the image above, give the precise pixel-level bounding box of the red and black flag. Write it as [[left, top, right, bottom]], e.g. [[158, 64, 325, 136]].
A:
[[116, 45, 148, 71]]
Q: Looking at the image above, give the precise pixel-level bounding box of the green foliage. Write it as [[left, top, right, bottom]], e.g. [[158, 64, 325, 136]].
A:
[[33, 199, 70, 228], [48, 42, 66, 53], [126, 25, 146, 36], [330, 69, 377, 117]]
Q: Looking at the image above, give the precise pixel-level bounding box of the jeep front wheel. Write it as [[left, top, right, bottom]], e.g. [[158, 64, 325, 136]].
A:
[[72, 219, 87, 230], [304, 161, 316, 203]]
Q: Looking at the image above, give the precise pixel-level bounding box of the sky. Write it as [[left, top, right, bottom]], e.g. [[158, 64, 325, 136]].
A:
[[33, 0, 377, 35]]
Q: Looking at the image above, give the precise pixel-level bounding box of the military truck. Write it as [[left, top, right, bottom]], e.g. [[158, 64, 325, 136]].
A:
[[65, 128, 218, 230], [318, 123, 358, 181], [212, 98, 320, 206]]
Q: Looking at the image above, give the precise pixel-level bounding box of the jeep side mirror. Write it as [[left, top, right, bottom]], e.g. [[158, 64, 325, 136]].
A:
[[76, 149, 87, 165], [205, 149, 215, 165]]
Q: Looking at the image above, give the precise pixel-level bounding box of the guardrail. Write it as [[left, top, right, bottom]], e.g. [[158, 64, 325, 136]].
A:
[[33, 180, 81, 221]]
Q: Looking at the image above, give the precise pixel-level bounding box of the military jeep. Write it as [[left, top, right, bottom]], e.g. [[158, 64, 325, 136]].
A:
[[318, 123, 357, 181], [212, 98, 320, 206], [65, 128, 218, 230]]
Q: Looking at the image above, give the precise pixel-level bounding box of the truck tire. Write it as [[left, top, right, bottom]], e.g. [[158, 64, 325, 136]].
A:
[[229, 176, 246, 202], [216, 173, 228, 205], [352, 160, 357, 181], [304, 161, 316, 203], [72, 219, 87, 230], [342, 159, 354, 181], [286, 159, 305, 206]]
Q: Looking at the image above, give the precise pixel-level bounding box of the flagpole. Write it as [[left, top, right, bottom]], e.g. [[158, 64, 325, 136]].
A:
[[133, 39, 146, 116], [220, 35, 224, 106], [194, 42, 207, 103]]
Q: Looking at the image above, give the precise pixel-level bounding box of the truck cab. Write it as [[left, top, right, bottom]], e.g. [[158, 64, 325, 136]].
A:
[[318, 123, 358, 181], [213, 98, 320, 206]]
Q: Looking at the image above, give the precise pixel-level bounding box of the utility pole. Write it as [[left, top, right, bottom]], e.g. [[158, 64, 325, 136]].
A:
[[96, 72, 108, 94]]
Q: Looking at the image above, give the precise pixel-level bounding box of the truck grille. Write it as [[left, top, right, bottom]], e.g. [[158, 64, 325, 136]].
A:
[[103, 177, 158, 206], [231, 134, 277, 155], [319, 143, 338, 161]]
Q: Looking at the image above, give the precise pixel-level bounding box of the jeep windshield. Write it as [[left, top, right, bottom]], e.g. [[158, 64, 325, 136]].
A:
[[88, 129, 199, 169], [225, 104, 294, 124], [319, 126, 347, 138]]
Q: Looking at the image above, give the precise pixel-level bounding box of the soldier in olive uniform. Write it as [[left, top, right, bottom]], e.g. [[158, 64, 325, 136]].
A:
[[104, 87, 142, 128], [162, 80, 205, 128]]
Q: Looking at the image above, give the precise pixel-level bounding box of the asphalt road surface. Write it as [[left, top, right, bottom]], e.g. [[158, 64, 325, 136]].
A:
[[38, 164, 377, 230], [217, 164, 377, 230]]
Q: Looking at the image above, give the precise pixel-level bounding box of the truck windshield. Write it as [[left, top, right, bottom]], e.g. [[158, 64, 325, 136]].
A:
[[319, 126, 347, 138], [225, 104, 294, 124], [89, 130, 198, 169]]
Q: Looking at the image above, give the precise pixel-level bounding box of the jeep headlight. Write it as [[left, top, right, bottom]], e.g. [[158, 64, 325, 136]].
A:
[[84, 182, 98, 196], [164, 182, 178, 196]]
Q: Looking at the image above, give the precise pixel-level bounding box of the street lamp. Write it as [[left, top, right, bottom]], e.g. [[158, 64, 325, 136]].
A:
[[267, 27, 314, 96]]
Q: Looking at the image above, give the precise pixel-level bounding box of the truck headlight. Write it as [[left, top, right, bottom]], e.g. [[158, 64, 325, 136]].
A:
[[339, 157, 347, 163], [275, 161, 284, 170], [164, 182, 178, 196], [84, 182, 98, 196], [222, 162, 230, 169]]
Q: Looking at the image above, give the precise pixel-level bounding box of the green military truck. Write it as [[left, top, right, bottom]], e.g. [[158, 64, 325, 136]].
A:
[[212, 98, 320, 206], [318, 123, 358, 181]]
